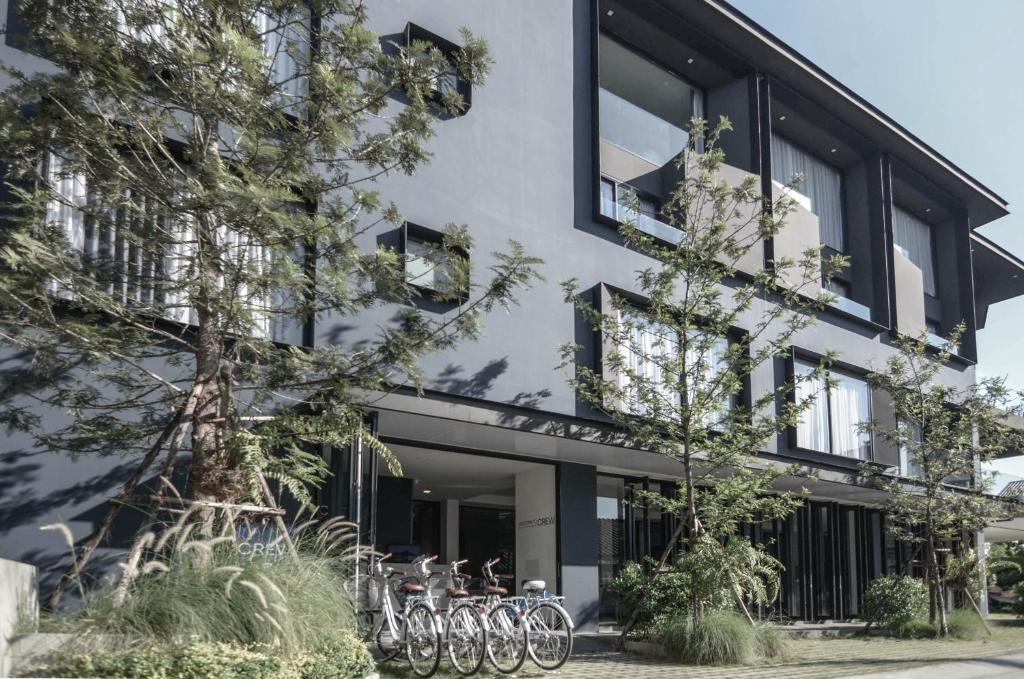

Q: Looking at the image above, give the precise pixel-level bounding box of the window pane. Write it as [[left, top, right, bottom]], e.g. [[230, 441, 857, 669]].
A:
[[892, 206, 937, 297], [899, 420, 924, 479], [598, 35, 698, 167], [770, 134, 845, 252], [684, 332, 730, 427], [795, 360, 829, 452], [406, 237, 451, 291], [620, 309, 679, 417], [829, 371, 871, 459]]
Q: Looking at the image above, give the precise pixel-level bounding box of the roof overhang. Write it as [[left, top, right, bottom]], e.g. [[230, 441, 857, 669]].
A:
[[971, 232, 1024, 328], [650, 0, 1010, 228]]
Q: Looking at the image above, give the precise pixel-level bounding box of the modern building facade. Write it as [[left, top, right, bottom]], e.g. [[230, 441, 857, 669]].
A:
[[2, 0, 1024, 633]]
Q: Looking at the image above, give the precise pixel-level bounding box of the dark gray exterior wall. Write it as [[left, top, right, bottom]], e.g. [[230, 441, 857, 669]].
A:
[[0, 0, 1007, 614]]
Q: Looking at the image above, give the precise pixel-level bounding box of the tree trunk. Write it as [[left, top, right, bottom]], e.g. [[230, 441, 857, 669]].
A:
[[929, 543, 949, 637]]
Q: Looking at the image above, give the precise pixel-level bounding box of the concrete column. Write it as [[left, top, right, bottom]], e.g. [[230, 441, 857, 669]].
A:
[[557, 462, 599, 633], [515, 465, 558, 598], [444, 499, 460, 563]]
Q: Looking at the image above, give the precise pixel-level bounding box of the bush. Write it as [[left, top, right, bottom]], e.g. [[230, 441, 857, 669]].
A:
[[288, 634, 376, 679], [29, 633, 374, 679], [659, 610, 755, 666], [63, 517, 358, 655], [946, 609, 986, 641], [863, 575, 928, 632], [753, 624, 790, 659], [612, 560, 692, 635], [29, 640, 287, 679], [892, 618, 937, 639]]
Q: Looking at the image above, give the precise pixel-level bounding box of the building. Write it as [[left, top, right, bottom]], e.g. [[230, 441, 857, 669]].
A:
[[2, 0, 1023, 633]]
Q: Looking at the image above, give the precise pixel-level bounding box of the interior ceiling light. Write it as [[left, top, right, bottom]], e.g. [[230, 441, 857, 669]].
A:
[[606, 9, 614, 16], [830, 148, 837, 153], [687, 57, 695, 64], [925, 208, 932, 212], [779, 115, 786, 121], [422, 489, 432, 494]]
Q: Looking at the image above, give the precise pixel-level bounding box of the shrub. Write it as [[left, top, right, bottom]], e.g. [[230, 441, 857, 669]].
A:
[[288, 633, 375, 679], [753, 624, 790, 660], [1013, 581, 1024, 618], [29, 640, 287, 679], [64, 516, 358, 655], [612, 560, 692, 635], [946, 609, 986, 641], [659, 610, 755, 666], [863, 575, 928, 632], [892, 618, 937, 639]]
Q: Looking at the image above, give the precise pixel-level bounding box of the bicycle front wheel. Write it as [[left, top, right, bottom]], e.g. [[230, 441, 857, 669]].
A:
[[526, 601, 573, 670], [405, 601, 442, 677], [375, 617, 401, 662], [446, 604, 487, 676], [485, 602, 528, 674]]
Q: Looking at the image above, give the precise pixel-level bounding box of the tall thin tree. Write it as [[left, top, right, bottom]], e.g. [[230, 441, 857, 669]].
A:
[[0, 0, 541, 605]]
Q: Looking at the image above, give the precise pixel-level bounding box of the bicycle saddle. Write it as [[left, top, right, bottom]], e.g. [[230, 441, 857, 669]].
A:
[[445, 586, 470, 598], [522, 580, 546, 592], [398, 581, 425, 593], [484, 585, 508, 595]]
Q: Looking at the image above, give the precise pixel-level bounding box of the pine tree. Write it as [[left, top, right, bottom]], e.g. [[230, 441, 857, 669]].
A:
[[561, 118, 843, 631], [863, 328, 1020, 636], [0, 0, 541, 604]]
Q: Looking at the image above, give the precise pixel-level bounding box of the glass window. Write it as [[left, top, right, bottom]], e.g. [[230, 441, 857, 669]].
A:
[[770, 134, 845, 252], [617, 308, 730, 424], [892, 206, 937, 297], [405, 233, 455, 292], [598, 34, 702, 167], [899, 420, 924, 479], [795, 359, 871, 459]]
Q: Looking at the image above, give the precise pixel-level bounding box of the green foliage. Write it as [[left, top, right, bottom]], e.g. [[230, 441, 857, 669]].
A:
[[611, 560, 692, 635], [28, 635, 373, 679], [560, 116, 839, 630], [30, 640, 287, 679], [1012, 581, 1024, 619], [987, 543, 1024, 589], [676, 534, 783, 615], [863, 576, 928, 632], [50, 514, 359, 655], [753, 624, 790, 659], [945, 609, 986, 641], [0, 0, 542, 507], [893, 619, 937, 639], [659, 610, 755, 665], [862, 327, 1021, 634]]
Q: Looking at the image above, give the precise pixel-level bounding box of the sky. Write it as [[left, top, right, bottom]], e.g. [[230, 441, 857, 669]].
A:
[[725, 0, 1024, 477]]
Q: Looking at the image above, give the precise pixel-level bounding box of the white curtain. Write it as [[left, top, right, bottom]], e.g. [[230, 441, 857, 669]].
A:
[[795, 360, 829, 452], [892, 206, 937, 296], [899, 420, 924, 478], [771, 134, 845, 252], [620, 309, 679, 417], [828, 371, 871, 459], [45, 154, 87, 299], [684, 332, 729, 427], [257, 7, 311, 117]]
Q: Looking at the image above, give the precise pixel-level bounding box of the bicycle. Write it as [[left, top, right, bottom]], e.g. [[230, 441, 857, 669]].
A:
[[365, 552, 444, 677], [416, 555, 488, 676], [478, 557, 530, 673], [516, 578, 574, 670]]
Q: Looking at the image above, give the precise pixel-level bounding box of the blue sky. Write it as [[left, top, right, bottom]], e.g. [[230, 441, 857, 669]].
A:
[[726, 0, 1024, 476]]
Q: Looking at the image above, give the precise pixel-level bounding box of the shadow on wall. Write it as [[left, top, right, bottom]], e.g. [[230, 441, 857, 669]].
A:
[[432, 357, 509, 399]]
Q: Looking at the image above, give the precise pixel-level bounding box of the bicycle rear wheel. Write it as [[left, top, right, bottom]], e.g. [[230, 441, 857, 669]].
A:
[[485, 602, 528, 674], [446, 604, 487, 676], [405, 601, 442, 677], [526, 601, 573, 670]]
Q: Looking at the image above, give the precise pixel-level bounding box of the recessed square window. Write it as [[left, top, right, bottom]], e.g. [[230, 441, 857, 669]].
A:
[[404, 23, 472, 115], [402, 222, 468, 300]]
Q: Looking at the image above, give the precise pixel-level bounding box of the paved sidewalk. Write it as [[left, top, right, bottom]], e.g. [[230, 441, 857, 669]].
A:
[[842, 652, 1024, 679]]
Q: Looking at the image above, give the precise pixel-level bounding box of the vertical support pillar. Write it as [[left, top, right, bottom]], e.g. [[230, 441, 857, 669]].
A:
[[444, 499, 460, 563], [557, 462, 598, 633]]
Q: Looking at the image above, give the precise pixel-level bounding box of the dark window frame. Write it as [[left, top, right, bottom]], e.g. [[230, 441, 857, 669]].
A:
[[401, 221, 470, 303], [404, 22, 473, 115]]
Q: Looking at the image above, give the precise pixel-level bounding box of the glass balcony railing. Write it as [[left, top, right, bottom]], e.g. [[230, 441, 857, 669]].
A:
[[925, 332, 959, 355], [828, 295, 872, 321], [600, 193, 681, 244]]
